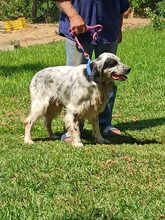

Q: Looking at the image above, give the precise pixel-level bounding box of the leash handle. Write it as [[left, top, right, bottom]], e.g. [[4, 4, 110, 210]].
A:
[[70, 24, 103, 41], [86, 24, 103, 41], [70, 24, 103, 58]]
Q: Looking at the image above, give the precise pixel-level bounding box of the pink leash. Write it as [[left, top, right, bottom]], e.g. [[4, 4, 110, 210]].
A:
[[70, 24, 103, 80], [70, 24, 103, 59]]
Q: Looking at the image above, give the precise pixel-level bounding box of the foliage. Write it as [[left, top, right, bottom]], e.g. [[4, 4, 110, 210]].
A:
[[0, 27, 165, 219], [0, 0, 31, 21], [130, 0, 161, 13], [0, 0, 164, 22], [145, 1, 165, 30], [0, 0, 59, 22]]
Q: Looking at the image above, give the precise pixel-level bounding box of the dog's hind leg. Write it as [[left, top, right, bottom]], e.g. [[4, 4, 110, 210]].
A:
[[24, 101, 48, 144], [44, 100, 63, 139]]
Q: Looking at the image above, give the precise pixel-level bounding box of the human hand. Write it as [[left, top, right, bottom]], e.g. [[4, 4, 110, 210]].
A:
[[69, 14, 87, 35]]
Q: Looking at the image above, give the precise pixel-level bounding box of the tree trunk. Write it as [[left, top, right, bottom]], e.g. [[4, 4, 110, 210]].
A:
[[46, 0, 51, 22], [32, 0, 38, 22]]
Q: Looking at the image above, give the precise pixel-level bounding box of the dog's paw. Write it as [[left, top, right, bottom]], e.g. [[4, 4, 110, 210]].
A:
[[24, 139, 34, 145], [72, 142, 84, 148], [103, 138, 111, 144], [49, 134, 59, 140], [96, 138, 110, 144]]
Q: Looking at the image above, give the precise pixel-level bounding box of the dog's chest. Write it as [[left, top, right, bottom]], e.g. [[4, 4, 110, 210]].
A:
[[79, 88, 107, 121], [86, 86, 107, 113]]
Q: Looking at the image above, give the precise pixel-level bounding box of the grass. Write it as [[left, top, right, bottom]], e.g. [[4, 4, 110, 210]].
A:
[[0, 27, 165, 220]]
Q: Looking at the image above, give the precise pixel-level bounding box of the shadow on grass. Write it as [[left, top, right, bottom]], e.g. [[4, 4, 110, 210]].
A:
[[0, 63, 46, 77], [33, 131, 163, 145], [83, 117, 165, 145], [33, 134, 61, 143], [32, 117, 164, 145], [116, 117, 165, 131], [83, 130, 163, 145]]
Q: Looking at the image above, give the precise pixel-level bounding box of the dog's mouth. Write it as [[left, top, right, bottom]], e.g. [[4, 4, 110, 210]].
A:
[[111, 72, 128, 81]]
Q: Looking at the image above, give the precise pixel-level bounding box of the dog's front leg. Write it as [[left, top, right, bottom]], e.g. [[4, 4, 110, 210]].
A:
[[91, 118, 110, 144], [65, 112, 84, 147]]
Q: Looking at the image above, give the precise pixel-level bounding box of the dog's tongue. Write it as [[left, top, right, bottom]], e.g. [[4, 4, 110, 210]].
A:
[[111, 73, 127, 81]]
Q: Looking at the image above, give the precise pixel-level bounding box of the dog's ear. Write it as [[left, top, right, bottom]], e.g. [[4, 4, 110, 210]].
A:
[[90, 61, 101, 83]]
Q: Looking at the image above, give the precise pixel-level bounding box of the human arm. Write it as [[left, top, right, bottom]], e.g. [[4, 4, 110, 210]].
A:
[[118, 13, 124, 43], [55, 0, 86, 34], [119, 0, 130, 43]]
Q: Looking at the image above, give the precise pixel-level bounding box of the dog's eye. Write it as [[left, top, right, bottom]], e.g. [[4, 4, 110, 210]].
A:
[[103, 59, 118, 69]]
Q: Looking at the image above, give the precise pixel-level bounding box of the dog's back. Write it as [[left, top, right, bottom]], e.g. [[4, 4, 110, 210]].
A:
[[30, 65, 98, 107]]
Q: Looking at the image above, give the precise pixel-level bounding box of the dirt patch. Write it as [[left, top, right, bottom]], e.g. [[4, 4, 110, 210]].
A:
[[0, 17, 150, 51]]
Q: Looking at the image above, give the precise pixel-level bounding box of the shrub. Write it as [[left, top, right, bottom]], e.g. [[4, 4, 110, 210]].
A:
[[145, 1, 165, 30], [0, 0, 59, 22], [0, 0, 32, 21], [0, 0, 29, 20], [130, 0, 161, 13]]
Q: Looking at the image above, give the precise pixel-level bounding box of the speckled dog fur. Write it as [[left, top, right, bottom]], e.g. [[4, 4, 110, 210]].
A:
[[24, 53, 130, 147]]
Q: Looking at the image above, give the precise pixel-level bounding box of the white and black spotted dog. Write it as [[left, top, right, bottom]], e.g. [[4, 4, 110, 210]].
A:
[[24, 53, 131, 147]]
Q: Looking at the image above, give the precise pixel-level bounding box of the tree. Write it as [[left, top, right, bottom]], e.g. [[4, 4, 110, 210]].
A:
[[32, 0, 38, 22]]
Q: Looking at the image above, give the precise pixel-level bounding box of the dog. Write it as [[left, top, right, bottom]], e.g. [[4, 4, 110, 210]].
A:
[[24, 53, 131, 147]]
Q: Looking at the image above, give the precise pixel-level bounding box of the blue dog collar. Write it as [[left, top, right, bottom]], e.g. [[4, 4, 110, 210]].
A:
[[86, 58, 93, 80]]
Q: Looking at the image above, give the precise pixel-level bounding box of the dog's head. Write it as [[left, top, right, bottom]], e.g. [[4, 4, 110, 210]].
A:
[[90, 53, 131, 83]]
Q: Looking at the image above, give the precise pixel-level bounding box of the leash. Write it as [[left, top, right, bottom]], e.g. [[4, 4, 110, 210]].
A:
[[70, 24, 103, 80]]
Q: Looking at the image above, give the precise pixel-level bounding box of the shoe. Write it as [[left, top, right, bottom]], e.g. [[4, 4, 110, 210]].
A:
[[61, 132, 73, 142], [102, 126, 121, 136]]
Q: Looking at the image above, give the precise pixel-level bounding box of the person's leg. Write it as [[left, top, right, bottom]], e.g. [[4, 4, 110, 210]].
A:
[[66, 38, 93, 65], [99, 84, 118, 131], [94, 42, 121, 135], [95, 42, 118, 58]]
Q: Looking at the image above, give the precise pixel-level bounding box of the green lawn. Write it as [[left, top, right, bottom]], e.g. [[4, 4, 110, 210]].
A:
[[0, 27, 165, 220]]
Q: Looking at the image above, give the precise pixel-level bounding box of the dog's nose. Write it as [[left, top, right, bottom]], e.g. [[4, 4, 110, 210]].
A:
[[126, 68, 131, 74]]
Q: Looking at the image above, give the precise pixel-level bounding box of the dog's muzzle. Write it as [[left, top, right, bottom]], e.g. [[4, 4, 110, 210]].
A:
[[111, 68, 131, 81]]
